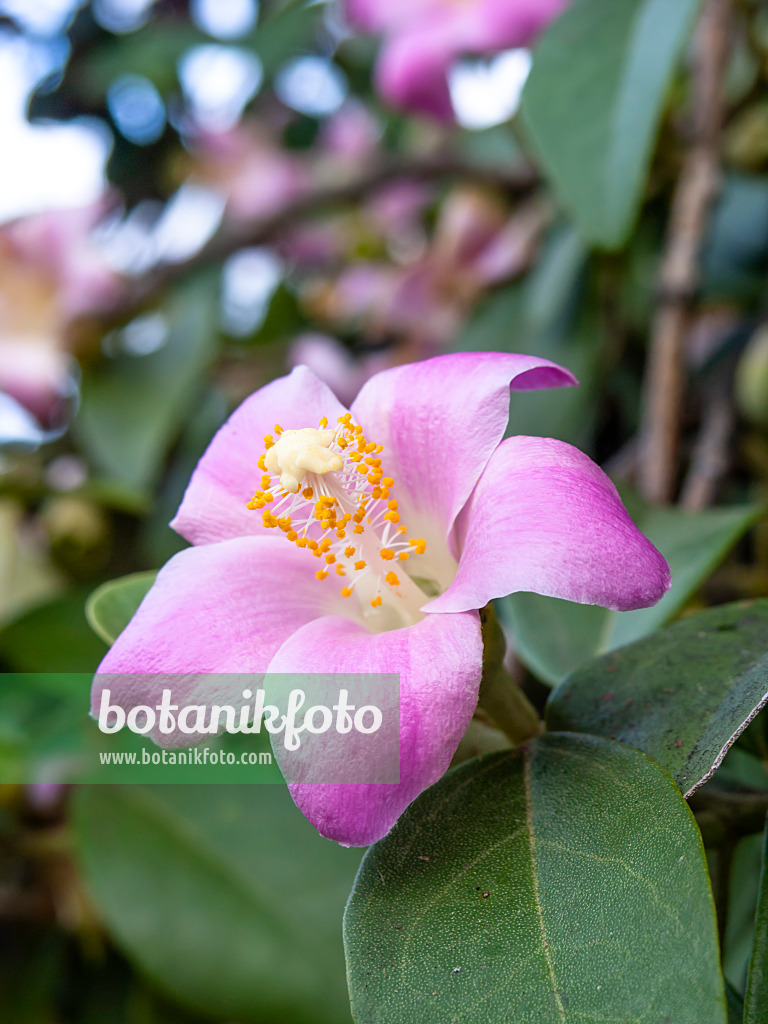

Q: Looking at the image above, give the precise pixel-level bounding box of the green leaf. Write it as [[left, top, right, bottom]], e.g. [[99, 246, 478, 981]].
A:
[[745, 825, 768, 1024], [86, 571, 158, 645], [501, 499, 762, 685], [345, 734, 726, 1024], [73, 785, 360, 1024], [546, 600, 768, 796], [75, 281, 217, 492], [0, 591, 107, 673], [522, 0, 700, 248], [726, 982, 745, 1024], [723, 832, 765, 998]]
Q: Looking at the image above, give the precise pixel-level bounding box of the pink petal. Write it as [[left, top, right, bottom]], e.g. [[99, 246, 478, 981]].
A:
[[376, 28, 457, 121], [344, 0, 438, 33], [350, 352, 576, 571], [92, 536, 345, 742], [362, 0, 568, 120], [268, 609, 482, 846], [466, 0, 569, 51], [172, 366, 348, 545], [427, 436, 671, 614]]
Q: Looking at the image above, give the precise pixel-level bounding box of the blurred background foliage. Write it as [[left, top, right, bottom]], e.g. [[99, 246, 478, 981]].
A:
[[1, 0, 768, 1020]]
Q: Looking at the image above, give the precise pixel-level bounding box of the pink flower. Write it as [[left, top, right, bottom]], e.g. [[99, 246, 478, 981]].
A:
[[0, 202, 122, 424], [287, 333, 394, 405], [92, 353, 670, 846], [186, 126, 310, 223], [345, 0, 568, 120]]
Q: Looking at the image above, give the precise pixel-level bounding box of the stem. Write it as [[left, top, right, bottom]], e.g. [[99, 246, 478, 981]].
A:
[[478, 663, 543, 746], [638, 0, 732, 504], [679, 371, 734, 510], [477, 605, 542, 746]]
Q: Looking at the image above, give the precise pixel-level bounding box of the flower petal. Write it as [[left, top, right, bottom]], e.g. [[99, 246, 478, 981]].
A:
[[350, 352, 576, 570], [427, 436, 671, 614], [92, 536, 345, 741], [172, 365, 348, 545], [268, 609, 482, 846], [375, 28, 457, 121]]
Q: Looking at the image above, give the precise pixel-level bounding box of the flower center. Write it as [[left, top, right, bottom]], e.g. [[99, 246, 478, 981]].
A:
[[247, 415, 429, 625]]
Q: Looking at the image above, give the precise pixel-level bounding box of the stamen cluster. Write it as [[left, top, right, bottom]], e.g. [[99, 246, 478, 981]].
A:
[[247, 415, 426, 609]]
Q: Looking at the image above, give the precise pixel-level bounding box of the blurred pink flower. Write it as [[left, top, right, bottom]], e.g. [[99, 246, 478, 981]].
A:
[[288, 333, 393, 405], [94, 353, 670, 845], [345, 0, 568, 120], [311, 188, 548, 351], [0, 202, 122, 424], [318, 100, 382, 167], [187, 126, 311, 223]]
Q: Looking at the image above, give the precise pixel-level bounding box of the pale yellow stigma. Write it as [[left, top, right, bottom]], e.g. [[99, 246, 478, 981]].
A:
[[264, 427, 343, 493]]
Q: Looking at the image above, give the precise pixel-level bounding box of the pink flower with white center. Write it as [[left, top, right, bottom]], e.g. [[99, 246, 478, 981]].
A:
[[93, 353, 670, 846], [344, 0, 568, 120]]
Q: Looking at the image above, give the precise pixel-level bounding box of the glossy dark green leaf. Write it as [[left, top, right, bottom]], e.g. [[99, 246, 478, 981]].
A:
[[522, 0, 700, 248], [76, 282, 217, 492], [86, 571, 158, 645], [73, 785, 359, 1024], [745, 824, 768, 1024], [546, 601, 768, 796], [345, 734, 726, 1024], [501, 500, 762, 685]]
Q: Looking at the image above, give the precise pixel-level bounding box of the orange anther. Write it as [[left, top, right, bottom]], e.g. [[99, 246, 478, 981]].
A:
[[341, 587, 353, 598], [354, 560, 366, 570], [345, 546, 355, 558], [380, 548, 395, 561], [398, 552, 409, 561], [303, 487, 314, 499], [371, 596, 382, 608], [315, 569, 328, 580], [385, 572, 400, 586]]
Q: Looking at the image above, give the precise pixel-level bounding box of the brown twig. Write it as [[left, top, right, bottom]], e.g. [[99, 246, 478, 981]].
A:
[[680, 371, 735, 510], [100, 155, 539, 326], [638, 0, 733, 504]]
